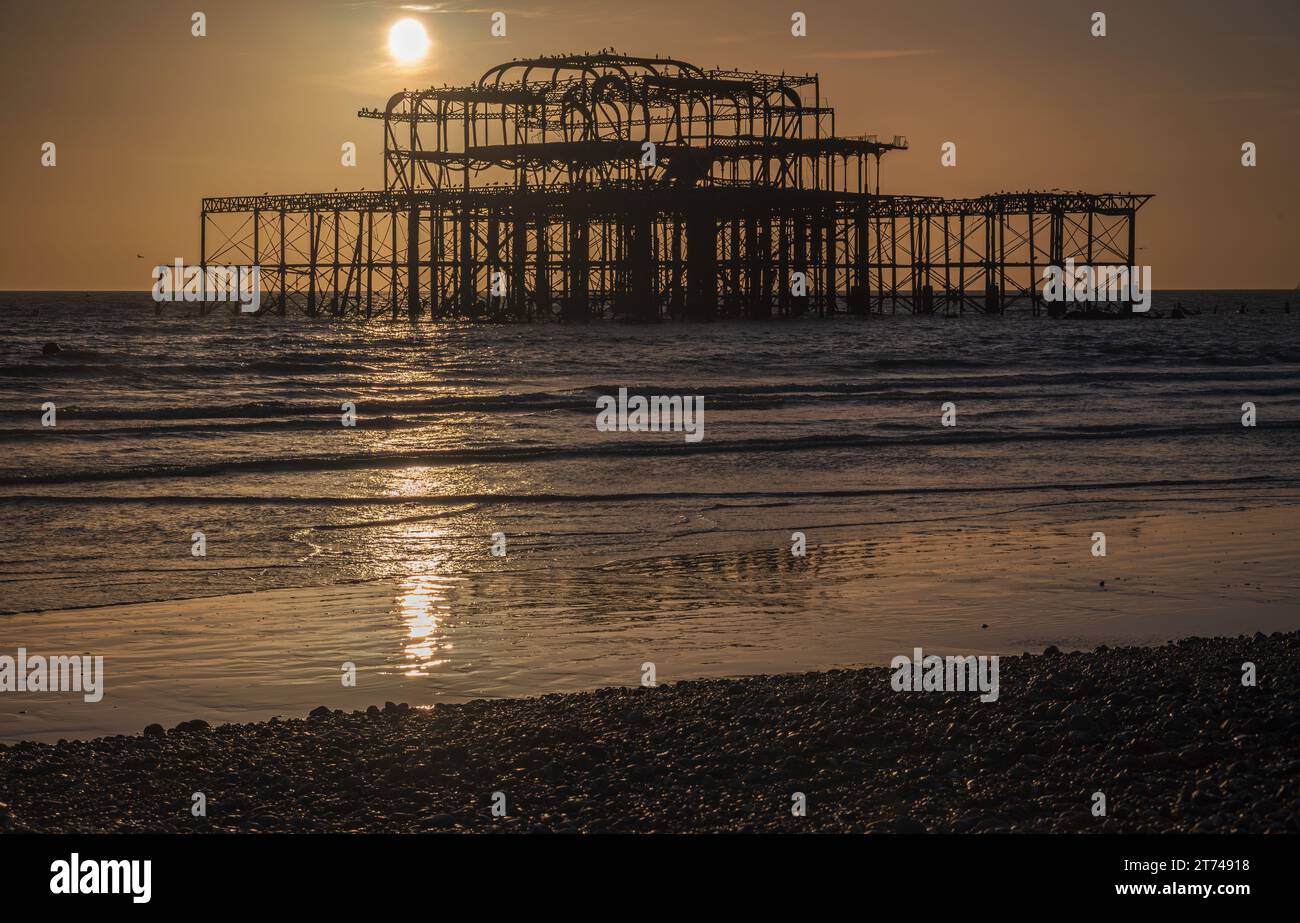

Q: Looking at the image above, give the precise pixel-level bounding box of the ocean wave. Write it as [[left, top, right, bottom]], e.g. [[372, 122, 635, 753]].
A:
[[2, 422, 1298, 486], [2, 365, 1298, 423], [0, 474, 1290, 506]]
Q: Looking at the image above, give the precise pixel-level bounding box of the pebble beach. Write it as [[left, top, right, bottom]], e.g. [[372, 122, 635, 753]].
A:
[[3, 630, 1296, 834]]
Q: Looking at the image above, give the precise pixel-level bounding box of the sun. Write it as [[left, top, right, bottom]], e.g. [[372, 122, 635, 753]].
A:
[[388, 18, 431, 65]]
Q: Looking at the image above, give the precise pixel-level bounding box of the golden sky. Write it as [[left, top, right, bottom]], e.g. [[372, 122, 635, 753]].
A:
[[1, 0, 1296, 289]]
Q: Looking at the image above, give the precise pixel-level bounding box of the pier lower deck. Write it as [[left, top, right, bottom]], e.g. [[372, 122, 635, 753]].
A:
[[199, 189, 1152, 321]]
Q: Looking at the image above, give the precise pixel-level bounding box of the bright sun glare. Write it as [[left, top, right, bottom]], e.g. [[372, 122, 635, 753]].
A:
[[388, 18, 431, 65]]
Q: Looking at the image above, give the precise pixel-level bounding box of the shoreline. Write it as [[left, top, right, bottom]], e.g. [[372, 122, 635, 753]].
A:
[[3, 630, 1297, 833], [5, 501, 1299, 745]]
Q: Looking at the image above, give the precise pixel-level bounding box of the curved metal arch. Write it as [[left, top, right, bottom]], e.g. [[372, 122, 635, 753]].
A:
[[479, 52, 709, 85], [556, 81, 595, 142], [589, 72, 653, 142]]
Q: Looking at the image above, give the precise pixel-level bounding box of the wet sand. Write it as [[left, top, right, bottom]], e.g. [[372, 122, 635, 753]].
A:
[[3, 502, 1299, 743]]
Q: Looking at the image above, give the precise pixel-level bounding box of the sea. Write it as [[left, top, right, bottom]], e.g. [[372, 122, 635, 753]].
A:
[[2, 291, 1299, 738]]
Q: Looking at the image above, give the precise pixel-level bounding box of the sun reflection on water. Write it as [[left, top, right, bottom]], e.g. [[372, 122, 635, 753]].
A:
[[395, 572, 455, 676], [373, 464, 495, 677]]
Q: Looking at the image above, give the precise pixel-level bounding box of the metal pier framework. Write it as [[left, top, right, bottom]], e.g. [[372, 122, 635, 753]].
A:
[[199, 52, 1153, 320]]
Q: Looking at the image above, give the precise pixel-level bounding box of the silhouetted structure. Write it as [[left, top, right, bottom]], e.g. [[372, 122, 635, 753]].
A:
[[199, 52, 1152, 320]]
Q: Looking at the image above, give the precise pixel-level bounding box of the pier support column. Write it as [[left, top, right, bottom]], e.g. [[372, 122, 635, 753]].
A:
[[535, 220, 550, 320], [759, 217, 773, 318], [670, 216, 684, 319], [459, 215, 475, 316], [856, 213, 868, 315], [278, 208, 287, 316], [685, 204, 716, 321], [625, 210, 656, 322], [821, 214, 832, 318], [778, 218, 790, 316], [365, 210, 373, 319], [331, 209, 341, 317], [1028, 209, 1037, 315], [487, 217, 501, 320], [565, 213, 589, 322], [406, 206, 420, 321], [389, 209, 398, 320], [510, 216, 528, 322], [199, 210, 207, 316], [308, 209, 319, 317], [745, 217, 767, 320], [792, 214, 808, 317], [427, 211, 438, 319], [1126, 208, 1137, 313]]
